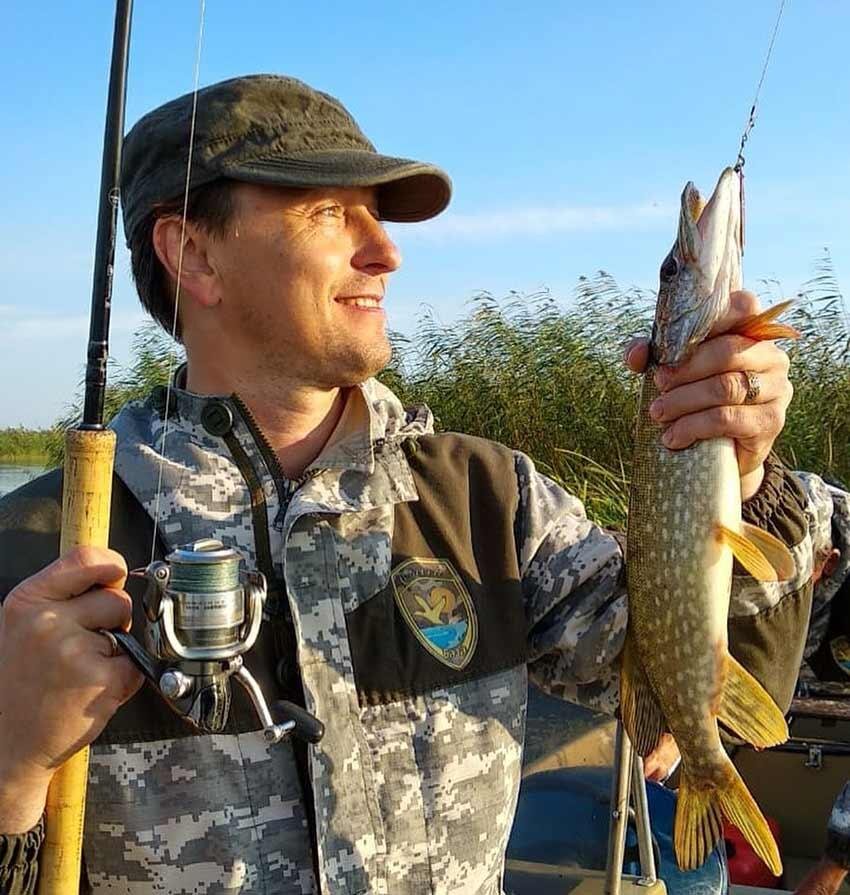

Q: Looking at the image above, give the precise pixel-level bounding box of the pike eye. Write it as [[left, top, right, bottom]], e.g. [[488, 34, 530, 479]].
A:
[[660, 255, 679, 279]]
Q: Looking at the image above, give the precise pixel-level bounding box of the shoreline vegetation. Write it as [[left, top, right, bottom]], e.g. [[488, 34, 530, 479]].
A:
[[17, 254, 850, 529], [0, 428, 52, 464]]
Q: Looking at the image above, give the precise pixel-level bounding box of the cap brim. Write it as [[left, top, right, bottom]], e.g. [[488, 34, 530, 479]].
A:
[[215, 149, 452, 222]]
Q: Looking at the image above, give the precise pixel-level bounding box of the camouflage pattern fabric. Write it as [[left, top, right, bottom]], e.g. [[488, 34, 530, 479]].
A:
[[54, 375, 833, 895], [86, 732, 316, 893], [109, 379, 528, 894], [796, 472, 850, 659], [826, 781, 850, 869], [828, 781, 850, 839]]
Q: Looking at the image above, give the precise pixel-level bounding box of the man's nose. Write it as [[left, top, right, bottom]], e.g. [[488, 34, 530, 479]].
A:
[[352, 215, 402, 274]]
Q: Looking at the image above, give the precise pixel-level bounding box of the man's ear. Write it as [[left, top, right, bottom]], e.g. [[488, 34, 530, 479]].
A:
[[152, 217, 220, 309]]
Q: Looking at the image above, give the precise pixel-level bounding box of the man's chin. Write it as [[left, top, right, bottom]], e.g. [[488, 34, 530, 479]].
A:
[[320, 341, 392, 388]]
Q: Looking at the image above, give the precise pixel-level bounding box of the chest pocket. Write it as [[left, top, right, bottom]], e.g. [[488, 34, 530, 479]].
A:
[[328, 506, 393, 614], [346, 551, 528, 707]]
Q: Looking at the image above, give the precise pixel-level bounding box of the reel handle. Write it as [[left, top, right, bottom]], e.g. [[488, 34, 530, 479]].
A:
[[110, 629, 161, 682], [274, 699, 325, 744]]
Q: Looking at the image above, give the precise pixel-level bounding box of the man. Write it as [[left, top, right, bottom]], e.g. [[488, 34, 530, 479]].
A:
[[0, 74, 844, 894]]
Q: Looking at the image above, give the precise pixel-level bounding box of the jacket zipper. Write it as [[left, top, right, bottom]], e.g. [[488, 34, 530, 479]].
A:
[[230, 393, 318, 515]]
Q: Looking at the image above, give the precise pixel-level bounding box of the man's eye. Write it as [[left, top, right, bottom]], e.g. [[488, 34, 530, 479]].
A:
[[317, 205, 344, 219]]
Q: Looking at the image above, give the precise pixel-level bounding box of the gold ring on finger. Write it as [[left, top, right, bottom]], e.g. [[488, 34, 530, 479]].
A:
[[743, 371, 761, 404], [100, 629, 120, 658]]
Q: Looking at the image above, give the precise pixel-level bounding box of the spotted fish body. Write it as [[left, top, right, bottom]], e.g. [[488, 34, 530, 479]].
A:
[[623, 168, 797, 874], [629, 378, 741, 770]]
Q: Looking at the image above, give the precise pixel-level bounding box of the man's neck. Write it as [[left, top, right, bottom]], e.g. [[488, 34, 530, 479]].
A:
[[185, 364, 346, 479]]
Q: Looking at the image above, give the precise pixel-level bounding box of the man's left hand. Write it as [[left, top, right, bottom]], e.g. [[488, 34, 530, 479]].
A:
[[643, 732, 681, 783], [624, 290, 794, 501]]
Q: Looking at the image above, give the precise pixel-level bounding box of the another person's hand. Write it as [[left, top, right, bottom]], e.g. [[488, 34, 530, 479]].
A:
[[643, 732, 681, 783], [796, 781, 850, 895], [624, 290, 794, 501], [794, 858, 848, 895], [0, 547, 143, 832]]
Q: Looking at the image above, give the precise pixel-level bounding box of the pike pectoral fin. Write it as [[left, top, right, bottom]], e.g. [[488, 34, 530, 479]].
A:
[[740, 522, 795, 580], [715, 522, 795, 581], [675, 763, 782, 876], [715, 523, 777, 581], [728, 299, 800, 342], [620, 633, 666, 755], [718, 654, 788, 748]]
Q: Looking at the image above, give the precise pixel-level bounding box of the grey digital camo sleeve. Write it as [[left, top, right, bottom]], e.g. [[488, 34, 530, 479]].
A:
[[514, 451, 626, 715], [513, 453, 829, 716], [825, 781, 850, 869], [795, 472, 850, 660]]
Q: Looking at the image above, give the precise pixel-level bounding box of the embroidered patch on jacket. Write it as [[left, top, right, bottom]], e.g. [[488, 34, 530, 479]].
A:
[[830, 635, 850, 676], [391, 558, 478, 669]]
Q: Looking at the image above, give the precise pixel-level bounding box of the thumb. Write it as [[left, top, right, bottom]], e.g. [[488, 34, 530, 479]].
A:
[[623, 338, 650, 373]]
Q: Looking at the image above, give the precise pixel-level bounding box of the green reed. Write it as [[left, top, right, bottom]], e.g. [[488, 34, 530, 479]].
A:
[[46, 256, 848, 529], [0, 428, 52, 463]]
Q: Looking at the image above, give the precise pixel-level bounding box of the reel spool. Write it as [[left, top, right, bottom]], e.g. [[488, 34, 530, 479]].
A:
[[112, 539, 323, 744]]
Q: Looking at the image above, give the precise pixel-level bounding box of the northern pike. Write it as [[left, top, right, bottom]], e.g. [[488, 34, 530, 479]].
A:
[[623, 167, 798, 874]]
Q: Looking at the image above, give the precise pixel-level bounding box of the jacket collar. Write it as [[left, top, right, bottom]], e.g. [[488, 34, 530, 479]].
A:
[[111, 375, 433, 518]]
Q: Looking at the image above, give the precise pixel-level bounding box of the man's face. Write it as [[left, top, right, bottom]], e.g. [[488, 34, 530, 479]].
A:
[[207, 183, 401, 388]]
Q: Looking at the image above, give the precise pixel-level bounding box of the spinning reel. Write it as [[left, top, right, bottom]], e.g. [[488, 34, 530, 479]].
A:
[[111, 538, 323, 745]]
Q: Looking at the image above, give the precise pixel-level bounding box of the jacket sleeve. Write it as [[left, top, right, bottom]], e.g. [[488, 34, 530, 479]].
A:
[[727, 455, 816, 712], [0, 473, 61, 888], [0, 819, 43, 895], [792, 471, 850, 663], [515, 450, 815, 716]]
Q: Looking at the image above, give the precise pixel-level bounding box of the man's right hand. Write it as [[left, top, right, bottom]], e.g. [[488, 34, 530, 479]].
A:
[[0, 547, 144, 832]]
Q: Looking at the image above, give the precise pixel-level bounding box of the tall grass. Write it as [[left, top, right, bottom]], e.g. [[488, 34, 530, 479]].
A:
[[44, 329, 185, 467], [771, 251, 850, 483], [384, 258, 848, 526], [46, 258, 849, 528], [0, 428, 52, 463], [381, 277, 654, 527]]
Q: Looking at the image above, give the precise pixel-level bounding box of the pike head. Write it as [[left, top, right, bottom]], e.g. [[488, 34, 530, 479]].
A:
[[652, 167, 742, 366]]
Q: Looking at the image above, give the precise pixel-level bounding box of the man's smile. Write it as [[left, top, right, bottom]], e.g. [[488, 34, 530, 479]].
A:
[[335, 294, 384, 312]]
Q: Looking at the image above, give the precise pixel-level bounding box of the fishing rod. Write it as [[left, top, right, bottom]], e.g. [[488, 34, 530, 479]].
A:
[[37, 3, 134, 891]]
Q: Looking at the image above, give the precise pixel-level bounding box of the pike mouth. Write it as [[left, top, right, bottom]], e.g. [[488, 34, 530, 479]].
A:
[[653, 167, 742, 365]]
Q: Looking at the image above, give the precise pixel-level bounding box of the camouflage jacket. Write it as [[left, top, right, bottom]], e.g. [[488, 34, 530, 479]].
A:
[[0, 378, 833, 895], [795, 472, 850, 669], [826, 781, 850, 868]]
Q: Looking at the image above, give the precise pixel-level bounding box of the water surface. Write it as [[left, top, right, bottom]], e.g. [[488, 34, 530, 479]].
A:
[[0, 464, 46, 499]]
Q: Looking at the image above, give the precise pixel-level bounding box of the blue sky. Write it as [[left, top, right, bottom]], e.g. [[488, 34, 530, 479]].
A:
[[1, 1, 848, 426]]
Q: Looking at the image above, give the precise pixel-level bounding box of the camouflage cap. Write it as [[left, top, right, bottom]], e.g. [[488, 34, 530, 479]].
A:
[[121, 74, 452, 239]]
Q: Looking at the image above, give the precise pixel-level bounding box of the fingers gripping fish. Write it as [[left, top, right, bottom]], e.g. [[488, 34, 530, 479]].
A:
[[623, 167, 798, 875]]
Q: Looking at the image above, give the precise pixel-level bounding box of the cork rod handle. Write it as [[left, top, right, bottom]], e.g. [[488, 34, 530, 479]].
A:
[[38, 428, 116, 895]]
